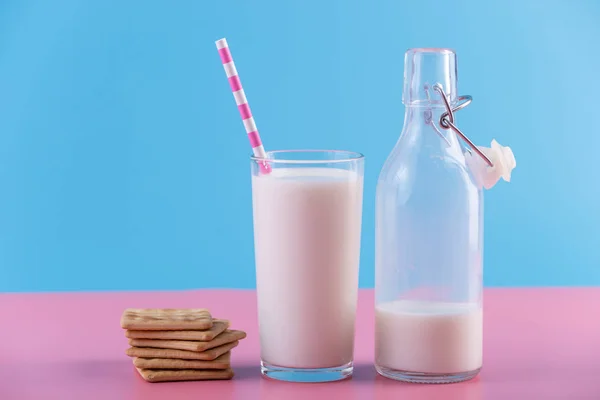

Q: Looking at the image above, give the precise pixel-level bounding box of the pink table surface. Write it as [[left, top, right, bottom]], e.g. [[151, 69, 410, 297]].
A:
[[0, 288, 599, 400]]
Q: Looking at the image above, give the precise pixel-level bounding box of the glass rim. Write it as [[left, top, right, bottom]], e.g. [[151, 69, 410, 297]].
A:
[[250, 149, 364, 164]]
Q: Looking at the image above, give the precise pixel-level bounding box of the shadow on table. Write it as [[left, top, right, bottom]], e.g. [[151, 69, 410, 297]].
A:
[[231, 364, 262, 380], [352, 363, 378, 382]]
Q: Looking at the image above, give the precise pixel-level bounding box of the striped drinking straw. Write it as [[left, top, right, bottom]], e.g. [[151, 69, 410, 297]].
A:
[[216, 38, 271, 173]]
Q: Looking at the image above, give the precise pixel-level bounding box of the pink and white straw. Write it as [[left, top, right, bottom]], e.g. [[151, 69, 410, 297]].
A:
[[216, 38, 271, 173]]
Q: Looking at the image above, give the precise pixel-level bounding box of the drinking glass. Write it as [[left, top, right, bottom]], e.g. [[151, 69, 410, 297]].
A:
[[250, 150, 364, 382]]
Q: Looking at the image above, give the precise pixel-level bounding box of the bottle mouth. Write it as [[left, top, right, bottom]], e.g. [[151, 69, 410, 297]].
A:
[[403, 48, 458, 106]]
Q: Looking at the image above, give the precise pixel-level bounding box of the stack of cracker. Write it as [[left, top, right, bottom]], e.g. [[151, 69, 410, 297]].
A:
[[120, 308, 247, 383]]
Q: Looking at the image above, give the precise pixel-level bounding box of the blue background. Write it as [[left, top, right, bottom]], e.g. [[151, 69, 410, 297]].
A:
[[1, 0, 598, 292]]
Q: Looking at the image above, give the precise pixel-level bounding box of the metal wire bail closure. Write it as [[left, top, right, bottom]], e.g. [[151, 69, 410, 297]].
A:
[[432, 84, 493, 167]]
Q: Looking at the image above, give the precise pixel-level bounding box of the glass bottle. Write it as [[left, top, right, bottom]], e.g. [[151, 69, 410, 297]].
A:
[[374, 48, 483, 383]]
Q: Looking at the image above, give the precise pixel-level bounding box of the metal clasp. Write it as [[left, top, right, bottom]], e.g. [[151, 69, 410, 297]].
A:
[[432, 83, 494, 167]]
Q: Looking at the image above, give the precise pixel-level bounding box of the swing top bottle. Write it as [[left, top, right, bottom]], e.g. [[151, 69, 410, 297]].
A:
[[374, 48, 483, 384]]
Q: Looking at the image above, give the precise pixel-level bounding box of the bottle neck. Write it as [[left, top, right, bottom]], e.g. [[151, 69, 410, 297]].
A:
[[402, 48, 458, 107], [399, 48, 462, 158]]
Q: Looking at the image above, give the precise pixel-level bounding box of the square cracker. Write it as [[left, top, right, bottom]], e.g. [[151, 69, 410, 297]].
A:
[[126, 319, 229, 341], [126, 340, 239, 360], [136, 367, 234, 382], [121, 308, 212, 331], [133, 352, 230, 370], [128, 330, 246, 352]]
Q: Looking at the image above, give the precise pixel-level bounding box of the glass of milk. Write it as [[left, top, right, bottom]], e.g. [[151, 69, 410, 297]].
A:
[[251, 150, 364, 382], [375, 48, 483, 383]]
